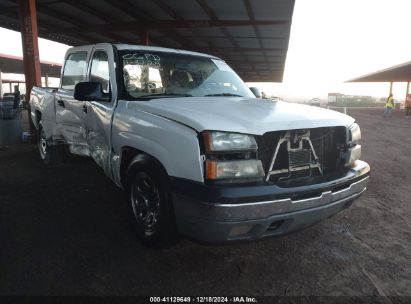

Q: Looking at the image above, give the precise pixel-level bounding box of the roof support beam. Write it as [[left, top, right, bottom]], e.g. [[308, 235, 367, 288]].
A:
[[140, 29, 149, 46], [193, 47, 286, 52], [196, 0, 246, 62], [149, 0, 199, 48], [151, 0, 181, 20], [244, 0, 269, 64], [35, 4, 119, 43], [0, 3, 92, 45], [100, 0, 153, 44], [153, 35, 288, 40], [61, 0, 134, 43], [63, 19, 289, 32], [103, 0, 190, 47]]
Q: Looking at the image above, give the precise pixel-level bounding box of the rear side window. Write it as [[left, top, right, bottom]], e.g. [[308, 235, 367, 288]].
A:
[[90, 50, 110, 94], [61, 51, 88, 90]]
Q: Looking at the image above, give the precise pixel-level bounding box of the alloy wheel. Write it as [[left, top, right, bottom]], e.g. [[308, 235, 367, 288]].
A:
[[130, 174, 161, 235]]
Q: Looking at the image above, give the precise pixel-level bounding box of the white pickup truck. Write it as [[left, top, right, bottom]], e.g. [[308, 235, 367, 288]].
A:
[[30, 43, 370, 247]]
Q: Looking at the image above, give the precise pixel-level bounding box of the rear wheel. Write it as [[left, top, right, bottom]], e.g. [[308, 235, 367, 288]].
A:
[[126, 157, 178, 248], [38, 121, 65, 166]]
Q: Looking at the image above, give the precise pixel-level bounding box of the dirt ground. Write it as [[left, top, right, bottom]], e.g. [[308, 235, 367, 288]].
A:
[[0, 108, 410, 297]]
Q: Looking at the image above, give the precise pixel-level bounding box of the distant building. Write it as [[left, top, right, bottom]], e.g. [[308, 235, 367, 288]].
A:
[[328, 93, 375, 106], [328, 93, 343, 103]]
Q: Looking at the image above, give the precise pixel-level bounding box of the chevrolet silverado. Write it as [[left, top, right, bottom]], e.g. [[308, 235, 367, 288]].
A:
[[29, 43, 370, 247]]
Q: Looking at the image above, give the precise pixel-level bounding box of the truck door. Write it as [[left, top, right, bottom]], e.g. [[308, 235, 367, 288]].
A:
[[55, 48, 90, 151], [83, 44, 117, 177]]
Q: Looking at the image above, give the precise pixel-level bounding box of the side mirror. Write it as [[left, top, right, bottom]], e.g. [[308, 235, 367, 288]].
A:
[[74, 82, 110, 102], [249, 87, 262, 98]]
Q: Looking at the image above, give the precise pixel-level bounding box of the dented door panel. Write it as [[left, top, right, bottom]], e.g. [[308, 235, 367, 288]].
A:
[[55, 90, 87, 146], [55, 46, 92, 151], [84, 44, 118, 178], [85, 102, 112, 173]]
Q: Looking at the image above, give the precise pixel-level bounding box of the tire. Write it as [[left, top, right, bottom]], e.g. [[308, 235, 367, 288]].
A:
[[38, 121, 65, 166], [126, 156, 178, 248]]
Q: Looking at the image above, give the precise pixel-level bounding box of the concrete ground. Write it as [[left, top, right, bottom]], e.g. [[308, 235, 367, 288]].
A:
[[0, 108, 410, 296]]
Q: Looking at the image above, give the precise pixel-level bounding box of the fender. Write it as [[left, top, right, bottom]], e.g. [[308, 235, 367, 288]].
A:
[[111, 100, 204, 186]]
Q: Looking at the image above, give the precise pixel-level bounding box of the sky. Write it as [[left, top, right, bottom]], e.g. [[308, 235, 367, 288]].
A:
[[255, 0, 411, 100], [0, 28, 69, 89], [1, 0, 411, 100]]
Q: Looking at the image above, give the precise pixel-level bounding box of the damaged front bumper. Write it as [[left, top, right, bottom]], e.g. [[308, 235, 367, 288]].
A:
[[171, 160, 370, 244]]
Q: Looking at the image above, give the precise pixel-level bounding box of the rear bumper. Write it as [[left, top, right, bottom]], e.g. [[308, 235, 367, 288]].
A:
[[171, 160, 370, 244]]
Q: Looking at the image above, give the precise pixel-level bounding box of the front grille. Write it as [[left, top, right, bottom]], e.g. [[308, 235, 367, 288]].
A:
[[289, 149, 311, 168], [255, 127, 346, 184]]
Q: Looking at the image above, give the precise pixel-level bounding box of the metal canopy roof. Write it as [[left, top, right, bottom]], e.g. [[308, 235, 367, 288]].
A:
[[0, 0, 295, 82], [0, 53, 62, 77], [347, 60, 411, 82]]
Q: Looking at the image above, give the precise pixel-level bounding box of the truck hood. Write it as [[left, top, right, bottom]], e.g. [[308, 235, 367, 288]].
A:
[[128, 97, 355, 135]]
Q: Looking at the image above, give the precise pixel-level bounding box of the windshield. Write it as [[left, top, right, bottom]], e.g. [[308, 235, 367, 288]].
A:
[[119, 50, 255, 100]]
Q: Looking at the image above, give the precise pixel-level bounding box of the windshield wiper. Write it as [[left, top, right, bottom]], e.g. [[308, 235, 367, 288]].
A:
[[204, 93, 244, 97], [135, 93, 193, 100]]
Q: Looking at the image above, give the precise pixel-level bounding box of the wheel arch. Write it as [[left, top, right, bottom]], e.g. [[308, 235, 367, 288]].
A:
[[120, 146, 170, 188], [122, 146, 179, 248], [34, 109, 42, 130]]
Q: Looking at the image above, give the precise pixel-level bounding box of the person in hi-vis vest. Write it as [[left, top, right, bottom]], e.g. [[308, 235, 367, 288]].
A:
[[383, 94, 394, 118]]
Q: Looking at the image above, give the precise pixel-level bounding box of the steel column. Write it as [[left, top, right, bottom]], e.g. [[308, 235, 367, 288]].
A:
[[19, 0, 41, 134], [389, 82, 393, 95], [140, 29, 149, 46], [45, 73, 49, 87]]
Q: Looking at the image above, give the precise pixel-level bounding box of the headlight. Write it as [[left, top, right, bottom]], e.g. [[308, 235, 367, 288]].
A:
[[345, 123, 361, 166], [206, 160, 264, 180], [348, 123, 361, 145], [202, 131, 257, 153], [345, 145, 361, 167]]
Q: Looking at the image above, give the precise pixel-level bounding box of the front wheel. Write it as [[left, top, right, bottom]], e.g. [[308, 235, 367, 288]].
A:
[[126, 158, 178, 248], [38, 121, 65, 166]]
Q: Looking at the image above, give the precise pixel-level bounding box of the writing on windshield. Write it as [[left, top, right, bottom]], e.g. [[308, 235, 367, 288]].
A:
[[121, 51, 254, 99]]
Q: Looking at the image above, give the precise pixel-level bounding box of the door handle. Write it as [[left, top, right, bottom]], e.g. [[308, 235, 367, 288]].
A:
[[83, 104, 88, 114], [57, 100, 65, 108]]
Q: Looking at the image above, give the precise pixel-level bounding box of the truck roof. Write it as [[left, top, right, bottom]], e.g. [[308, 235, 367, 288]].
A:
[[66, 43, 221, 61], [114, 44, 220, 60]]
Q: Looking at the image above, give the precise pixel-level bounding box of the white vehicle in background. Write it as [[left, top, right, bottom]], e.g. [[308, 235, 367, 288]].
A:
[[29, 43, 370, 247]]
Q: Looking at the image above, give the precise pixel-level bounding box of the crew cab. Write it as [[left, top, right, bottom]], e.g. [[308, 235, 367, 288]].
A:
[[30, 43, 370, 247]]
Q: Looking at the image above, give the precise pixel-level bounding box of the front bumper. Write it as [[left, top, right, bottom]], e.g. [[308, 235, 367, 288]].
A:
[[171, 160, 370, 244]]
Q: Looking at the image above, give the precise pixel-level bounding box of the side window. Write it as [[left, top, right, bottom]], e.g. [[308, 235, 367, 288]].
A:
[[61, 51, 87, 90], [90, 50, 110, 94]]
